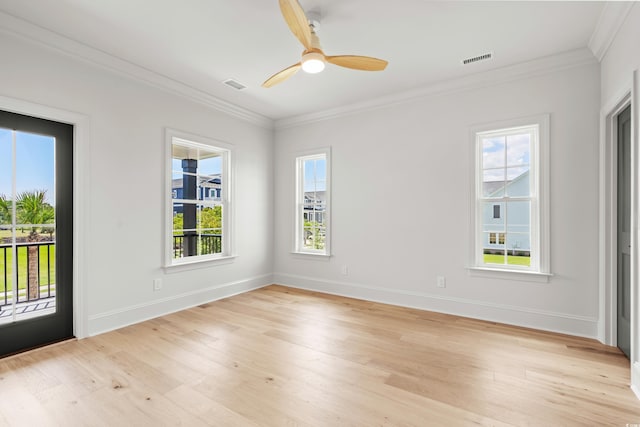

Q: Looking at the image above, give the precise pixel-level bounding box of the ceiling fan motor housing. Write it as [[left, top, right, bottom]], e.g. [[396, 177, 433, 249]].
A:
[[301, 50, 325, 73]]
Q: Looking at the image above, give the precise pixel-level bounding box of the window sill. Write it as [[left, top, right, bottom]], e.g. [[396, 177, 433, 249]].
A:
[[467, 266, 552, 283], [290, 252, 331, 261], [164, 255, 236, 273]]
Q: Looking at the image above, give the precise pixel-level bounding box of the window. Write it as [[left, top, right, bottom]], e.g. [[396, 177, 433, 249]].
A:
[[165, 129, 233, 267], [470, 115, 549, 276], [487, 232, 505, 246], [295, 148, 330, 255]]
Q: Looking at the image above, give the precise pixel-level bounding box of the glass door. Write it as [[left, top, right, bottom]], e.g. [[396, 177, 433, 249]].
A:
[[0, 110, 73, 357]]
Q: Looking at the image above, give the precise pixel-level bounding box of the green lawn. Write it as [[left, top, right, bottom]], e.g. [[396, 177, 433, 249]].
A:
[[0, 245, 56, 291], [484, 253, 530, 267]]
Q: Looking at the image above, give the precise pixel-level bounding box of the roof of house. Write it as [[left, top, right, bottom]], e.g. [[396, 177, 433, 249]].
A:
[[484, 170, 529, 197], [172, 176, 221, 190]]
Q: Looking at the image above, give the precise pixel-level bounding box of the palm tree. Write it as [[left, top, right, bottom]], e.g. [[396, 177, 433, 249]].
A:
[[0, 194, 12, 248], [16, 190, 54, 299], [0, 194, 10, 225]]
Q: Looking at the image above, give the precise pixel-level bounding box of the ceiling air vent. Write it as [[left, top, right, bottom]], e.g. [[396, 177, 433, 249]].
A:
[[223, 78, 247, 91], [461, 52, 493, 66]]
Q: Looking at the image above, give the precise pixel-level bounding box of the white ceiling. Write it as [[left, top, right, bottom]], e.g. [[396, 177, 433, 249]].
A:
[[0, 0, 605, 121]]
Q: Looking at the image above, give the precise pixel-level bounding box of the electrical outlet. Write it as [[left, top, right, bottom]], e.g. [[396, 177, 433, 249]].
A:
[[436, 276, 446, 288], [341, 265, 349, 276], [153, 278, 163, 291]]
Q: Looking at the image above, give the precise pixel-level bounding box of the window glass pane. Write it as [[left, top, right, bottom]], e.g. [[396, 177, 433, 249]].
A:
[[172, 203, 223, 259], [482, 136, 505, 169], [171, 183, 181, 200], [198, 155, 222, 177], [0, 224, 10, 244], [482, 202, 505, 232], [506, 133, 530, 167], [197, 205, 222, 235], [172, 145, 223, 198], [197, 233, 222, 256], [0, 130, 11, 225], [483, 170, 505, 197], [172, 202, 185, 259], [0, 232, 13, 303], [15, 132, 56, 232], [198, 176, 222, 202], [506, 233, 530, 266], [506, 201, 530, 234], [304, 158, 326, 193], [505, 166, 530, 197], [172, 203, 184, 233], [484, 249, 505, 265], [303, 226, 325, 251], [506, 201, 530, 266]]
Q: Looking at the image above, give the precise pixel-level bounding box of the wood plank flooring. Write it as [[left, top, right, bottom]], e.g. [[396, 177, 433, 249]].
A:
[[1, 284, 639, 426]]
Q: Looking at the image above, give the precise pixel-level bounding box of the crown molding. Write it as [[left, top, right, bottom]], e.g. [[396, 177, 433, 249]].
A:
[[0, 11, 273, 130], [588, 2, 635, 63], [275, 48, 598, 130]]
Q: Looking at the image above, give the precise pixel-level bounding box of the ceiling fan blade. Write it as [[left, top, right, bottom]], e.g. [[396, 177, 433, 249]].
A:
[[279, 0, 312, 50], [262, 63, 302, 88], [325, 55, 388, 71]]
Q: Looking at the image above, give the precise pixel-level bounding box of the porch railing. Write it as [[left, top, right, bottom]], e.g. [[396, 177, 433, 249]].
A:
[[0, 242, 56, 307], [172, 234, 222, 258]]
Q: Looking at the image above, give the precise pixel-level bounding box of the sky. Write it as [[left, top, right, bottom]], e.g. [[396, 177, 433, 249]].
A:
[[482, 133, 530, 182], [172, 154, 222, 180], [0, 129, 56, 205], [304, 157, 326, 193]]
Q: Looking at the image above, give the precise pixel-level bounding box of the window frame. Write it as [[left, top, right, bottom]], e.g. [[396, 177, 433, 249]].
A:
[[294, 147, 331, 257], [164, 128, 234, 270], [468, 115, 551, 282]]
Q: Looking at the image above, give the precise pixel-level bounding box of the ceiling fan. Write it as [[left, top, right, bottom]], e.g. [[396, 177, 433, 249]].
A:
[[262, 0, 388, 88]]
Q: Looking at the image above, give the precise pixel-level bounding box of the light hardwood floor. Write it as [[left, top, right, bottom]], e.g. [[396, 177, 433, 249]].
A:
[[1, 284, 639, 426]]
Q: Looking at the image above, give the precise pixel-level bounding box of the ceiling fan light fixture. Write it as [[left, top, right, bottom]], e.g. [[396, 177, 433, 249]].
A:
[[301, 51, 325, 73], [261, 0, 388, 87]]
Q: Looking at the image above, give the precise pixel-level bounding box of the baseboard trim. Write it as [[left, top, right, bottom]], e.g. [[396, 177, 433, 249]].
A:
[[273, 272, 599, 339], [632, 362, 640, 401], [87, 274, 273, 336]]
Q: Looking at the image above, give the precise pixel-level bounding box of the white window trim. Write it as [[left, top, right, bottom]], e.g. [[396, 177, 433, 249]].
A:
[[164, 128, 235, 270], [293, 147, 331, 257], [467, 114, 551, 282]]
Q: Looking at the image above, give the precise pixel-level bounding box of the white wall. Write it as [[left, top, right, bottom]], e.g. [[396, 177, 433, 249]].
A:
[[274, 61, 601, 338], [599, 2, 640, 398], [0, 34, 274, 336]]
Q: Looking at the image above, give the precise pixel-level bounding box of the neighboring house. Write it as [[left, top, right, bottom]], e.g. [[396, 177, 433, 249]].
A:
[[172, 175, 222, 214], [303, 190, 326, 224], [483, 170, 530, 256]]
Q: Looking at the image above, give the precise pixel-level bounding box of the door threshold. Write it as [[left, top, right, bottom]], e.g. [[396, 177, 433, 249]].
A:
[[0, 337, 77, 360]]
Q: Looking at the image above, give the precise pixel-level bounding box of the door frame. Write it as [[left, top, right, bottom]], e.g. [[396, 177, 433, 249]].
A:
[[600, 87, 632, 348], [0, 95, 89, 339]]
